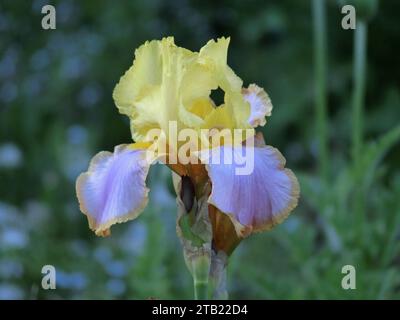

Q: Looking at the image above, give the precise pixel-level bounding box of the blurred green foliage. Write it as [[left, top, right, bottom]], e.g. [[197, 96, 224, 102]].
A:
[[0, 0, 399, 299]]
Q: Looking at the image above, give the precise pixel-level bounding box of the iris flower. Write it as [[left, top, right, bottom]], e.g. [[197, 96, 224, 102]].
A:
[[76, 37, 299, 252]]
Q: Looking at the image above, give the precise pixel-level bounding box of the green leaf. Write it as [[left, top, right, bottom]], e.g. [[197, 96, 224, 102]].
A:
[[334, 125, 400, 202], [357, 125, 400, 189]]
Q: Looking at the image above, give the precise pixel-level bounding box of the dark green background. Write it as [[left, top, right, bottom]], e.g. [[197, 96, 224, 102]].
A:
[[0, 0, 399, 299]]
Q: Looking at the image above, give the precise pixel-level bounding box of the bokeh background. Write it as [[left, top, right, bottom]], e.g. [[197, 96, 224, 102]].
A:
[[1, 0, 399, 299]]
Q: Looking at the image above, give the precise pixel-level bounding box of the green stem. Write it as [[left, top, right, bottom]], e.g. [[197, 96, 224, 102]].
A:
[[191, 253, 210, 300], [312, 0, 329, 184], [194, 280, 208, 300], [352, 21, 368, 241], [352, 21, 367, 164], [210, 251, 228, 299]]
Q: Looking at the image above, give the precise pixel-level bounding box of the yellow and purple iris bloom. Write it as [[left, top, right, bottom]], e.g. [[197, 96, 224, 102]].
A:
[[76, 37, 299, 245]]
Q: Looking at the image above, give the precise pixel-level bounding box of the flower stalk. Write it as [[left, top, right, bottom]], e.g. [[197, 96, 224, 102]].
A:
[[352, 20, 367, 166], [352, 20, 368, 240], [312, 0, 329, 184], [190, 250, 211, 300], [175, 175, 213, 299], [210, 251, 228, 299]]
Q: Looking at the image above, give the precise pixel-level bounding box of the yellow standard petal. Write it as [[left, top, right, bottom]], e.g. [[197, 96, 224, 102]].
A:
[[113, 37, 196, 141], [198, 38, 252, 131], [113, 37, 254, 147]]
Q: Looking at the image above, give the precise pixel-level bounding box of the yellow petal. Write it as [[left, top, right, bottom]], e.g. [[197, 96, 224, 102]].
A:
[[113, 39, 165, 117], [179, 62, 218, 128], [199, 37, 242, 91], [202, 105, 235, 130], [113, 37, 195, 141], [113, 37, 253, 145], [198, 38, 251, 130]]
